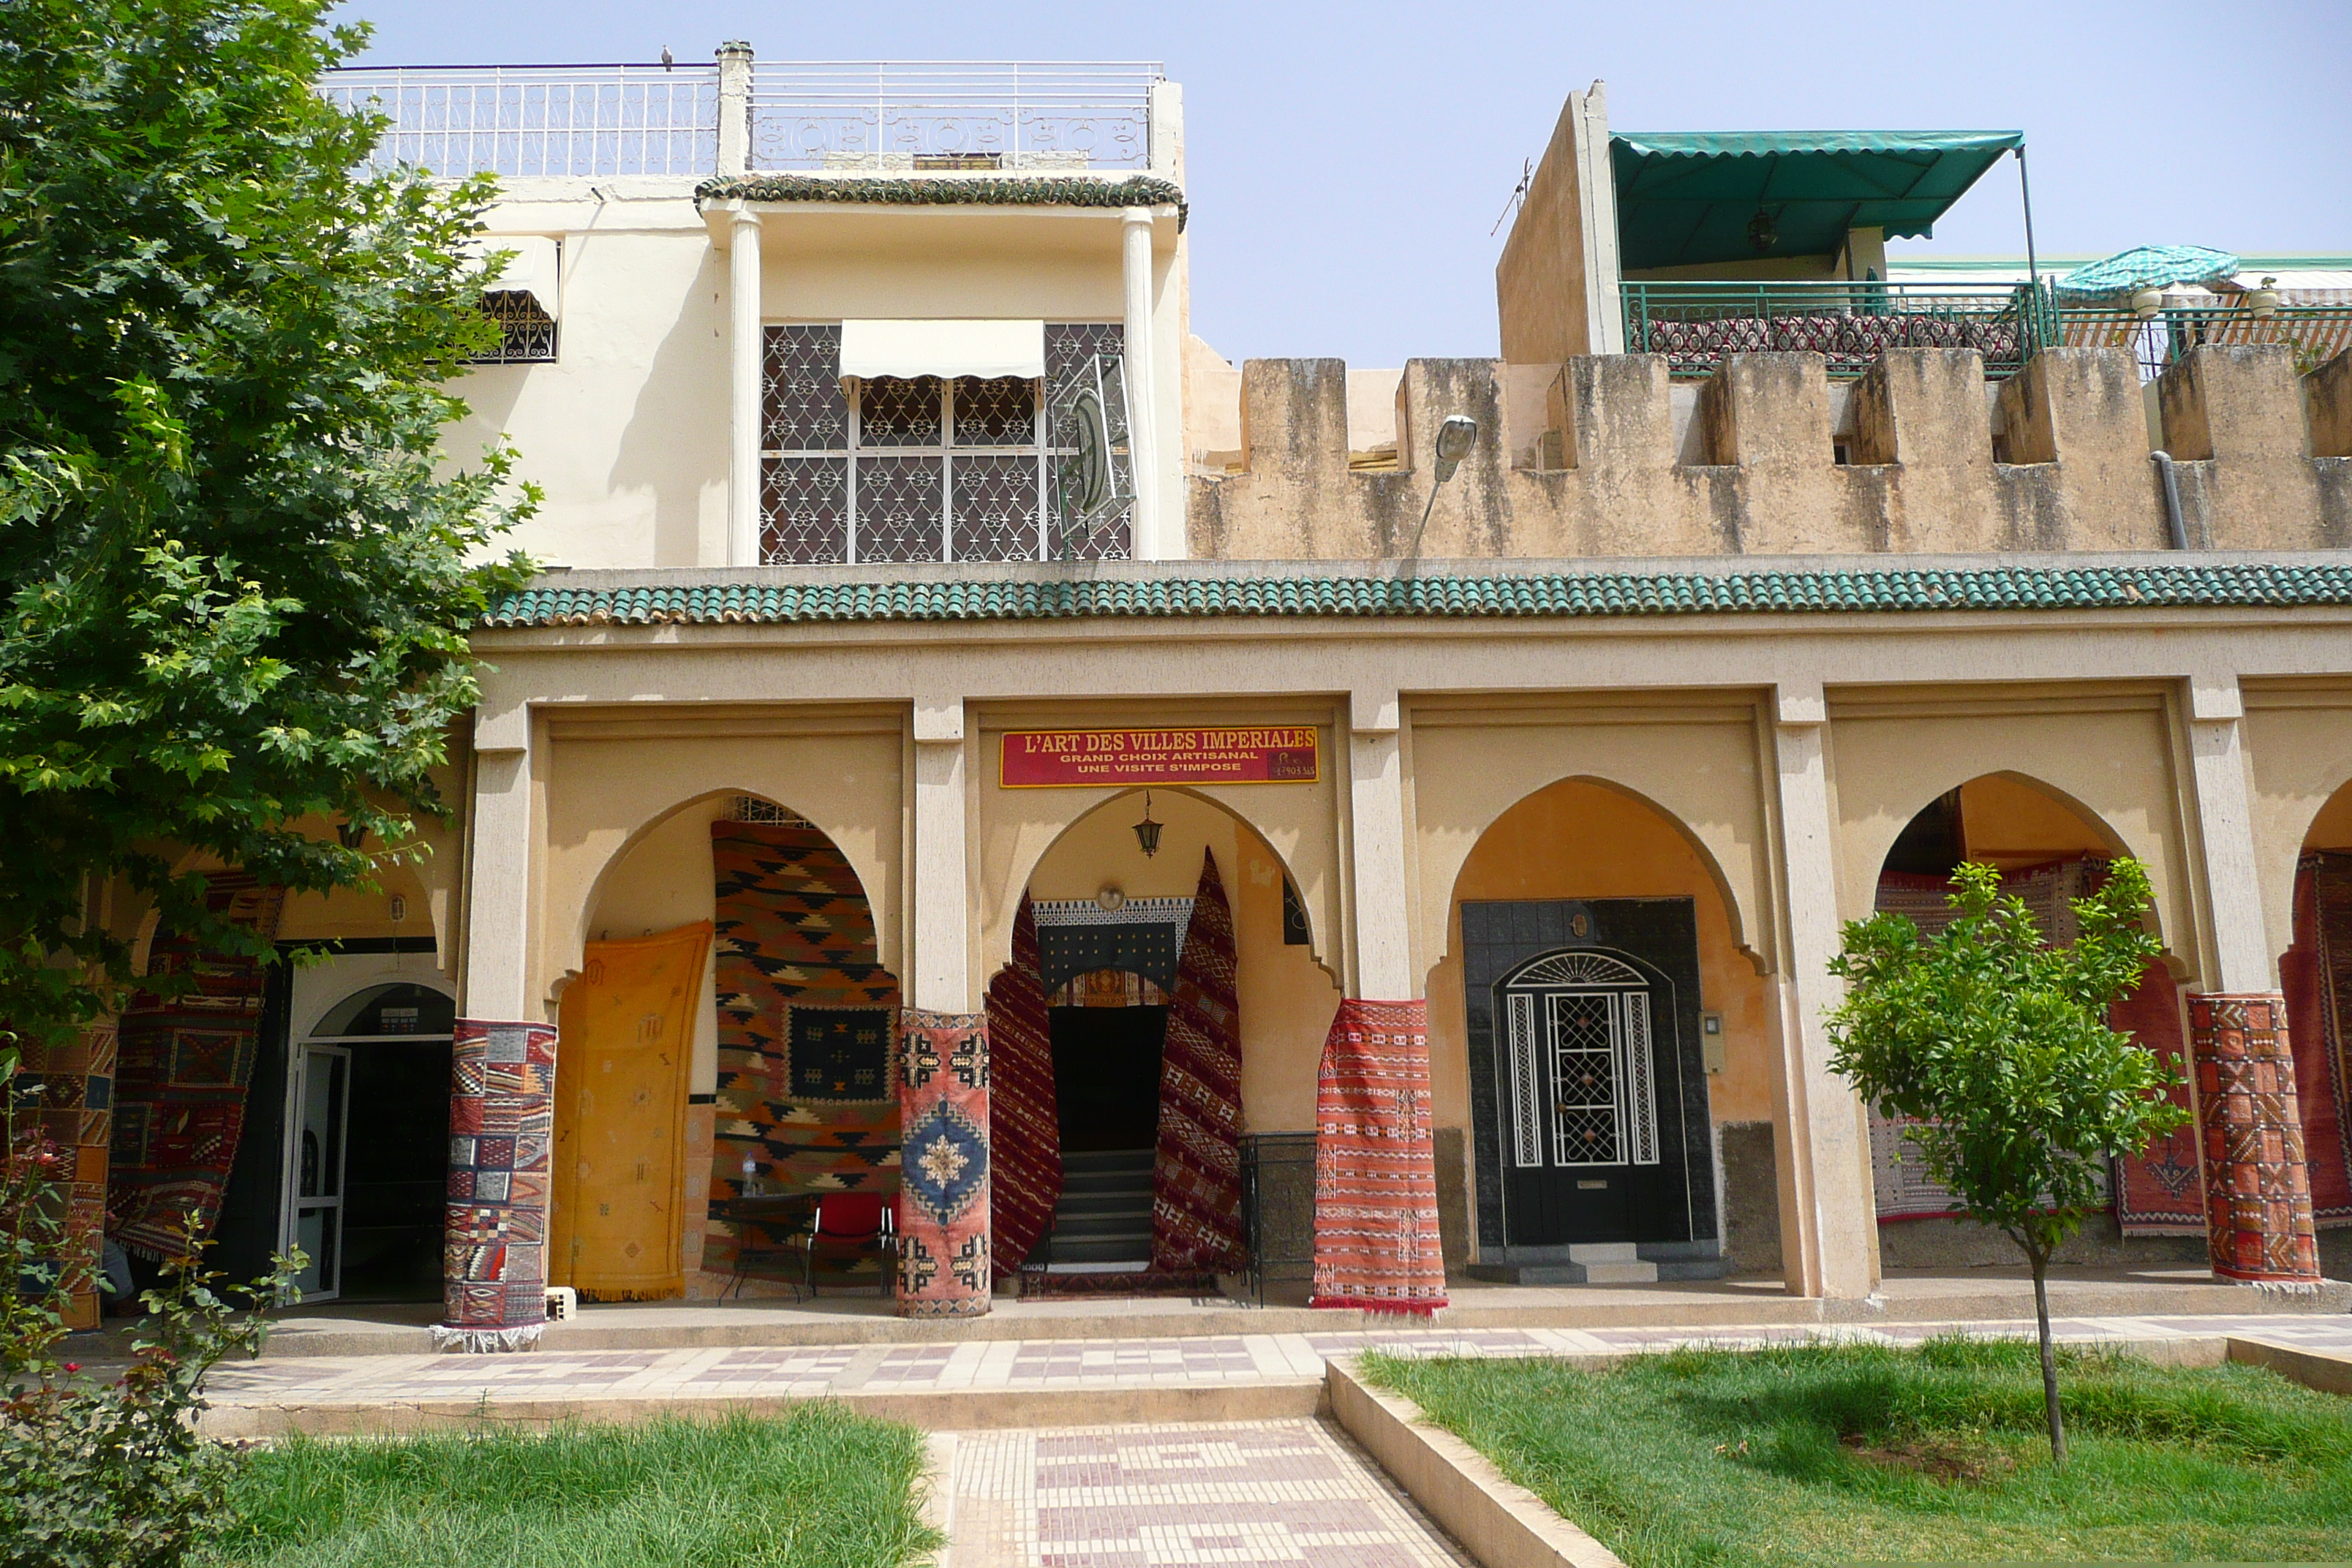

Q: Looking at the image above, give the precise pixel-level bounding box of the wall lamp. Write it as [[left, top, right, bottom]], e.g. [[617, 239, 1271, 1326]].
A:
[[1132, 790, 1163, 858]]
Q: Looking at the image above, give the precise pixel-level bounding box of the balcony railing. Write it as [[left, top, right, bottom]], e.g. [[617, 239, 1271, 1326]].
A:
[[1624, 279, 2352, 384], [2054, 301, 2352, 382], [749, 61, 1162, 170], [323, 64, 720, 178], [1624, 280, 2040, 380]]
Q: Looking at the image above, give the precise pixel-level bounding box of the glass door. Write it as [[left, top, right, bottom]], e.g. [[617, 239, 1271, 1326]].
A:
[[288, 1045, 350, 1300]]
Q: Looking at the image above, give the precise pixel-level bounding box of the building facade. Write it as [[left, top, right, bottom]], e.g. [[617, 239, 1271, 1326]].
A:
[[31, 47, 2352, 1337]]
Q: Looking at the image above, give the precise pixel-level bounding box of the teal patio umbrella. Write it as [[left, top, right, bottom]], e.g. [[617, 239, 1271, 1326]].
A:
[[2054, 245, 2240, 300]]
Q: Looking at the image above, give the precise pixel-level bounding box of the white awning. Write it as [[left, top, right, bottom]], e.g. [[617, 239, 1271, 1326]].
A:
[[839, 319, 1045, 382], [475, 234, 559, 318]]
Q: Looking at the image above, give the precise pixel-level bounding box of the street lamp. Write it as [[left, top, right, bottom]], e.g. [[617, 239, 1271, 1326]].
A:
[[1406, 415, 1478, 561]]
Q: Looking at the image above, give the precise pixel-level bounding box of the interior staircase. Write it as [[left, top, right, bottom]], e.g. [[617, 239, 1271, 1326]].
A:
[[1045, 1148, 1155, 1267]]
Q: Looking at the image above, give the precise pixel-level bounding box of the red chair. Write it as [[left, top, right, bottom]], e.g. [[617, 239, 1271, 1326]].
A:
[[802, 1191, 897, 1299]]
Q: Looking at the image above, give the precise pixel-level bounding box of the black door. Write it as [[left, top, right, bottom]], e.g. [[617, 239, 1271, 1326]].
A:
[[1496, 950, 1687, 1246]]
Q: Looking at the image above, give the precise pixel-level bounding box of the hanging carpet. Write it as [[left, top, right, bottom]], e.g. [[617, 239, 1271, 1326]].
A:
[[2283, 853, 2352, 1225], [897, 1009, 992, 1318], [551, 921, 712, 1301], [2107, 960, 2204, 1234], [1150, 848, 1246, 1274], [108, 873, 285, 1262], [701, 821, 900, 1282], [987, 896, 1061, 1275], [1310, 998, 1447, 1314]]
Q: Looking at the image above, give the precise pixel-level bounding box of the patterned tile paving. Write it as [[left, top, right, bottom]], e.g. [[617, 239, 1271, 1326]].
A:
[[947, 1422, 1474, 1567], [197, 1314, 2352, 1412]]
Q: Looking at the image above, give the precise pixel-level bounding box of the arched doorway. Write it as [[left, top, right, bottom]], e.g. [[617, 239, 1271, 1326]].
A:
[[1436, 776, 1750, 1283], [2284, 777, 2352, 1280], [998, 787, 1333, 1284], [280, 974, 456, 1304], [1869, 773, 2201, 1270], [568, 791, 898, 1300]]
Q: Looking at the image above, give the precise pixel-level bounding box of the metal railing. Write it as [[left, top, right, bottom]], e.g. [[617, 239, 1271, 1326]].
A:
[[2054, 301, 2352, 382], [323, 64, 720, 178], [1624, 280, 2040, 379], [749, 61, 1162, 170]]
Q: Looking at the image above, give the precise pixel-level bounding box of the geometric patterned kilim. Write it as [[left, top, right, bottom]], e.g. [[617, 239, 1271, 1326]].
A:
[[2283, 852, 2352, 1226], [985, 896, 1060, 1279], [1151, 848, 1246, 1274], [2189, 992, 2320, 1285], [16, 1017, 119, 1329], [108, 872, 286, 1262], [443, 1018, 559, 1328], [702, 821, 901, 1281], [1310, 997, 1447, 1315]]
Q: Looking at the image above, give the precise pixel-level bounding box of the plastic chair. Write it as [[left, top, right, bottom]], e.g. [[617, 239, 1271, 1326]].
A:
[[802, 1191, 897, 1299]]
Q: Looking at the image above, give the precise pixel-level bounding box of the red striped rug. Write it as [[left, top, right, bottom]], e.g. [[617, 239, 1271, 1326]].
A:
[[1310, 998, 1447, 1314], [2285, 853, 2352, 1224], [988, 896, 1062, 1273], [1150, 850, 1246, 1273]]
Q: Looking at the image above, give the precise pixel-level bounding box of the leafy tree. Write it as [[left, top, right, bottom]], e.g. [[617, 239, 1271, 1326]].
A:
[[1826, 859, 2190, 1466], [0, 0, 533, 1052]]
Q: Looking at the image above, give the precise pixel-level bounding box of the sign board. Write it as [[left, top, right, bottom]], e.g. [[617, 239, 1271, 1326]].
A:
[[1001, 727, 1320, 788]]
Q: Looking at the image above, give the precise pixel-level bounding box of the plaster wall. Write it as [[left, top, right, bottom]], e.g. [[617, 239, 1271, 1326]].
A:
[[446, 205, 727, 571], [2242, 684, 2352, 965], [1189, 347, 2352, 560], [1496, 90, 1598, 364]]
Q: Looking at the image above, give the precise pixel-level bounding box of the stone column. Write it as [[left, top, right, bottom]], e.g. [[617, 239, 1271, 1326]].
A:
[[2182, 677, 2318, 1284], [1120, 208, 1161, 559], [1346, 688, 1415, 1002], [462, 706, 532, 1022], [1765, 683, 1877, 1300], [715, 42, 753, 177], [728, 206, 764, 568], [910, 699, 970, 1014]]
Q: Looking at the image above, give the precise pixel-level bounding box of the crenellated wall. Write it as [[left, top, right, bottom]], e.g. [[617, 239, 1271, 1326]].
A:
[[1188, 344, 2352, 559]]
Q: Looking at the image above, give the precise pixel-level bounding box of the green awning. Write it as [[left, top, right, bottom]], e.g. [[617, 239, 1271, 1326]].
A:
[[1612, 130, 2022, 272]]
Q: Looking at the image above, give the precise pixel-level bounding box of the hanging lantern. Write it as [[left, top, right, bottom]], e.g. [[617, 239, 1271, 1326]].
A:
[[1132, 790, 1163, 858]]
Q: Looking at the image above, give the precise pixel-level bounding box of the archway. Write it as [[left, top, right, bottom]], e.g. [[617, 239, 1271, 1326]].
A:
[[565, 790, 899, 1300], [1434, 776, 1754, 1284], [2283, 776, 2352, 1278], [995, 787, 1337, 1288], [1869, 772, 2202, 1273]]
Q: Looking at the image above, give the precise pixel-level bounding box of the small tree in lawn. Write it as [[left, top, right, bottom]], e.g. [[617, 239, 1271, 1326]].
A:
[[1825, 859, 2190, 1466]]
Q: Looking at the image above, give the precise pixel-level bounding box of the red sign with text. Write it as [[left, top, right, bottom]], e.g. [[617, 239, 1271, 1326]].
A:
[[1000, 726, 1320, 788]]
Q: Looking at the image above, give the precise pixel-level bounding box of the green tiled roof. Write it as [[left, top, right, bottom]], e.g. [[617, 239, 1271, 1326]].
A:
[[482, 562, 2352, 629], [698, 173, 1187, 230]]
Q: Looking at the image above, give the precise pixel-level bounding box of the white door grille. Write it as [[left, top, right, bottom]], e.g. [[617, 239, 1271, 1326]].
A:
[[1501, 972, 1662, 1171]]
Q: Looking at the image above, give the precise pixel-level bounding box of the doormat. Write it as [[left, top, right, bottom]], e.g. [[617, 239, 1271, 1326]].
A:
[[108, 873, 284, 1262], [1310, 997, 1447, 1314], [703, 820, 900, 1283], [987, 896, 1061, 1275], [1150, 848, 1245, 1273], [1018, 1267, 1217, 1299]]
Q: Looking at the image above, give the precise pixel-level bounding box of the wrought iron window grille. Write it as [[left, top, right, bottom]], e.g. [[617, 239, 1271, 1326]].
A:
[[470, 290, 559, 364], [758, 321, 1131, 565]]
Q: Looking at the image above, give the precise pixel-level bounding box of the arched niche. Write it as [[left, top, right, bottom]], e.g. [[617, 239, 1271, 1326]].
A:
[[566, 788, 893, 1097], [1870, 772, 2175, 965], [1007, 785, 1340, 1135]]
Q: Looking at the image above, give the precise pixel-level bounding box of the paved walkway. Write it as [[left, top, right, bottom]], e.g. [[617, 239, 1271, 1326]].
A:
[[202, 1311, 2352, 1422], [934, 1421, 1474, 1568]]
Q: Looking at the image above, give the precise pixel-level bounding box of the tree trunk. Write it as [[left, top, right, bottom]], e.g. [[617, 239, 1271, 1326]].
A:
[[2029, 1245, 2067, 1468]]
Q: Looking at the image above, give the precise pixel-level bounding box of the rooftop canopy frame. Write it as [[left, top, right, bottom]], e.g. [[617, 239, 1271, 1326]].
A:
[[1610, 129, 2030, 276]]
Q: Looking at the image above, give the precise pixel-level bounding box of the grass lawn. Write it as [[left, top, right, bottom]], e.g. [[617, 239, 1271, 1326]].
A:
[[198, 1404, 943, 1568], [1363, 1338, 2352, 1566]]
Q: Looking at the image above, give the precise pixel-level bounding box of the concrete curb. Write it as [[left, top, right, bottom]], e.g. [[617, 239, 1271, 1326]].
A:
[[195, 1376, 1327, 1439], [2228, 1335, 2352, 1396], [1327, 1358, 1627, 1568]]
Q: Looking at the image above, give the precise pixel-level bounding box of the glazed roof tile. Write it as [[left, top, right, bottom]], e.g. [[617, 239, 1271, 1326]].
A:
[[481, 559, 2352, 629]]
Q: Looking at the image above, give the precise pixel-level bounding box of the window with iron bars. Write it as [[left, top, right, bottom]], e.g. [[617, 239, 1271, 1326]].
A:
[[470, 290, 559, 364], [760, 323, 1131, 564]]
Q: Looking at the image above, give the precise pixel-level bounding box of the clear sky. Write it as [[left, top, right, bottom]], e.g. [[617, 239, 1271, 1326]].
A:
[[342, 0, 2352, 369]]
